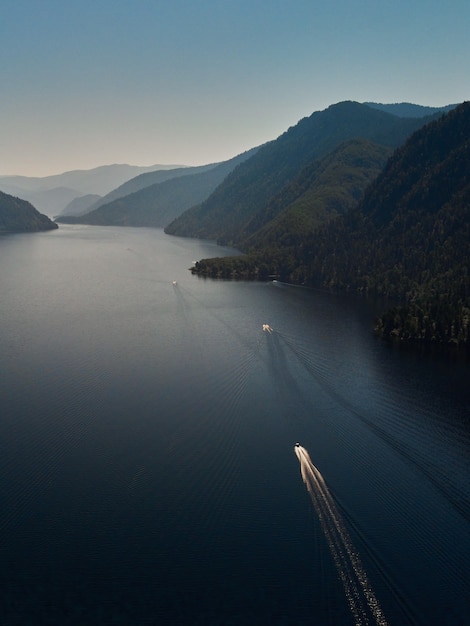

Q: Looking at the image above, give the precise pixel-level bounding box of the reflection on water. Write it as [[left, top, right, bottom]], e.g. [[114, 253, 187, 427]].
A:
[[0, 225, 469, 624]]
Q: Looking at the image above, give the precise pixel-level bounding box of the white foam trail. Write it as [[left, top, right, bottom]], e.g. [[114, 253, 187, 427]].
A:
[[295, 445, 389, 626]]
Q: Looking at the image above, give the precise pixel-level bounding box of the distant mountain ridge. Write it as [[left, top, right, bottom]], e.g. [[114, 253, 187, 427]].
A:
[[0, 190, 58, 232], [60, 194, 102, 217], [57, 148, 260, 227], [363, 102, 457, 118], [0, 163, 184, 216], [75, 163, 219, 217], [0, 163, 184, 194]]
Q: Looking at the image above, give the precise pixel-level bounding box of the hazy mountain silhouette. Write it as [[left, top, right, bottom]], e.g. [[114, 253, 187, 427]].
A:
[[0, 163, 183, 216], [79, 164, 219, 216], [59, 194, 102, 217], [57, 148, 259, 227]]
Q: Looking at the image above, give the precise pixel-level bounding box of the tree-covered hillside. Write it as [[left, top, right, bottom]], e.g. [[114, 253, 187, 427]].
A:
[[0, 191, 58, 232], [166, 101, 439, 244], [242, 138, 391, 251], [194, 102, 469, 347]]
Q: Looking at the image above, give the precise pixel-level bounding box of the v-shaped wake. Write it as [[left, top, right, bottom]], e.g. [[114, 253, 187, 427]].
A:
[[295, 444, 388, 626]]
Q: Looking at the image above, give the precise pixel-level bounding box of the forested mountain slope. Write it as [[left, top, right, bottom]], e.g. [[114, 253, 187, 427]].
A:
[[191, 102, 470, 346], [242, 138, 391, 251], [165, 101, 439, 244], [0, 191, 58, 232]]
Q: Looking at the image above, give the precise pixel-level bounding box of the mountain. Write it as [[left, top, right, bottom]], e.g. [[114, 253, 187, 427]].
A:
[[199, 102, 468, 346], [75, 164, 219, 217], [0, 163, 182, 217], [57, 148, 259, 227], [165, 101, 440, 245], [363, 102, 457, 118], [308, 101, 470, 289], [0, 163, 182, 195], [241, 138, 391, 251], [59, 194, 102, 217], [2, 186, 89, 218], [0, 191, 58, 232], [309, 101, 470, 345]]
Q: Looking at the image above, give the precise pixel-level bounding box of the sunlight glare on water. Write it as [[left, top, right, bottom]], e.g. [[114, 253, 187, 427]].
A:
[[295, 444, 389, 626]]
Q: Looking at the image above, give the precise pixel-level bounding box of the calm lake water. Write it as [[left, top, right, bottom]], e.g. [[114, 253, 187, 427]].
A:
[[1, 225, 469, 625]]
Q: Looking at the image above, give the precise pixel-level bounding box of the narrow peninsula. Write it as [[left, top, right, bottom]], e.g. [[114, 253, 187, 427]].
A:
[[0, 190, 58, 233]]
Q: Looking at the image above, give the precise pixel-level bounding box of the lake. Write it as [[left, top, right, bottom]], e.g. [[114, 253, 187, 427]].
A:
[[1, 225, 469, 625]]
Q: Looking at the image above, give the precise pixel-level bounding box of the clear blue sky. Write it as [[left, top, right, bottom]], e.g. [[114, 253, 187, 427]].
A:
[[1, 0, 468, 176]]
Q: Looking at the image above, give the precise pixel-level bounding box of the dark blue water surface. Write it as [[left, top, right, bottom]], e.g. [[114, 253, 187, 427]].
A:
[[1, 225, 469, 625]]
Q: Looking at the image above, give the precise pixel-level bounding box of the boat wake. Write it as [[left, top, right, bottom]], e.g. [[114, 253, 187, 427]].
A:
[[295, 444, 389, 626]]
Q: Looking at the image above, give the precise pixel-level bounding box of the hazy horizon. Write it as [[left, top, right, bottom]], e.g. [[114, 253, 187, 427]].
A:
[[0, 162, 189, 181], [1, 0, 469, 178]]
